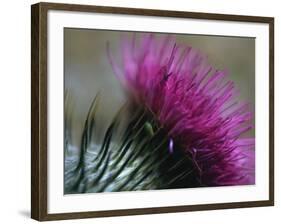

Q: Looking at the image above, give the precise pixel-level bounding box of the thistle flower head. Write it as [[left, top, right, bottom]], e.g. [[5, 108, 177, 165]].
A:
[[108, 33, 255, 186]]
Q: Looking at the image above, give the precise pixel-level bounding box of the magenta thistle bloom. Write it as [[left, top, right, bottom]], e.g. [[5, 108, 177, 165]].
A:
[[107, 33, 255, 186]]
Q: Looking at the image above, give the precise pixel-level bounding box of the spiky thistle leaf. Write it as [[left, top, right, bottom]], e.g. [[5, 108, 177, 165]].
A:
[[64, 93, 199, 194]]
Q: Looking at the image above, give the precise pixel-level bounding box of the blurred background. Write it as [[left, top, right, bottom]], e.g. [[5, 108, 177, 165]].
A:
[[64, 28, 255, 146]]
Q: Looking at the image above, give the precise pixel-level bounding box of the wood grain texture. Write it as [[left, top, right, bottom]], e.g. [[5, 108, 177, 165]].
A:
[[31, 2, 274, 221], [31, 3, 48, 221]]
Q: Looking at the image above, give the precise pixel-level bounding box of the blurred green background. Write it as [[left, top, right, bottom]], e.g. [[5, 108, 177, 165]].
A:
[[64, 28, 255, 145]]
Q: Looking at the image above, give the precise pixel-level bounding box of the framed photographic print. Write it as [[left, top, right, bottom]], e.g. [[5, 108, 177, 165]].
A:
[[31, 2, 274, 221]]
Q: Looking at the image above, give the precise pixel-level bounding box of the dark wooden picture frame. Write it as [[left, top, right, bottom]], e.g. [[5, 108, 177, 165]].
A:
[[31, 2, 274, 221]]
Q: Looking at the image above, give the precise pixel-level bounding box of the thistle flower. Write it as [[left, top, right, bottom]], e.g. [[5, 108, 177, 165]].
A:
[[107, 33, 255, 186]]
